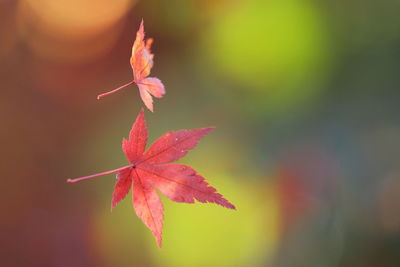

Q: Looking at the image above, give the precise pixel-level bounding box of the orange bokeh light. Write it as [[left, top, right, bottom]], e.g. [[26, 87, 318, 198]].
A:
[[17, 0, 137, 63]]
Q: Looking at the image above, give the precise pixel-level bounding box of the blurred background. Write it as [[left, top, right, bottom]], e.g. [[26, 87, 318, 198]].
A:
[[1, 0, 400, 266]]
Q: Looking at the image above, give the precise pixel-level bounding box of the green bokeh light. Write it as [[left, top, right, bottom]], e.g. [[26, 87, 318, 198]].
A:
[[204, 0, 331, 114]]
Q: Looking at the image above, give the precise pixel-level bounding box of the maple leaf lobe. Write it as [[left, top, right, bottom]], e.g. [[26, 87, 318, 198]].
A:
[[111, 168, 132, 209], [132, 169, 164, 247], [137, 164, 236, 210], [122, 108, 148, 163], [140, 127, 215, 164]]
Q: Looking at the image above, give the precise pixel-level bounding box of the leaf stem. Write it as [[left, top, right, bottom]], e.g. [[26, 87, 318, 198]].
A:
[[67, 165, 132, 184], [97, 81, 135, 100]]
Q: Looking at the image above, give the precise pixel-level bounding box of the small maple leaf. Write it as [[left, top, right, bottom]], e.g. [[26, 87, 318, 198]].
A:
[[97, 20, 166, 112], [67, 109, 236, 247]]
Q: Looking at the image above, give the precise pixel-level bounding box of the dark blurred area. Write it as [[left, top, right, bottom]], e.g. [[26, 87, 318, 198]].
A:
[[1, 0, 400, 266]]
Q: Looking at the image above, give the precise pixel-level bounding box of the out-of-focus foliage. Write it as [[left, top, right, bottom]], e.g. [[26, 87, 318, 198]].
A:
[[203, 0, 331, 115]]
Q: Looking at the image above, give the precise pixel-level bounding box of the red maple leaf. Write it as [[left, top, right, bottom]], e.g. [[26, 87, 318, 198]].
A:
[[97, 20, 165, 112], [67, 109, 236, 247]]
